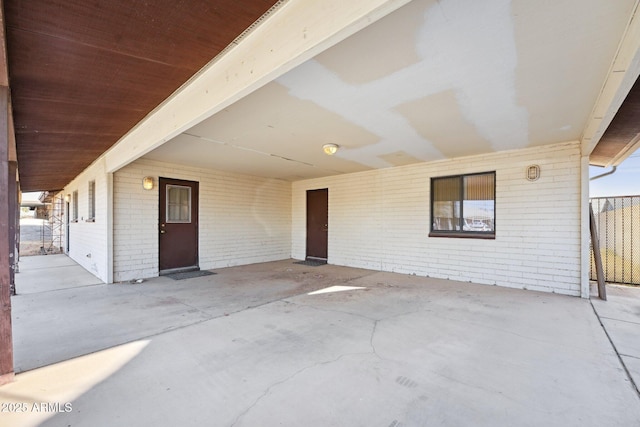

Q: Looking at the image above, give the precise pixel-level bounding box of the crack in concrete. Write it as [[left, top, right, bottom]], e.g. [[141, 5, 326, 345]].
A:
[[427, 369, 557, 415], [432, 311, 599, 353], [282, 299, 377, 322], [370, 319, 383, 360], [282, 300, 391, 364], [229, 297, 388, 426], [229, 351, 372, 427], [283, 297, 428, 323]]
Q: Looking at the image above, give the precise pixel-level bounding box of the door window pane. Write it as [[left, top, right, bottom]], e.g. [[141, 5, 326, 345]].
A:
[[166, 185, 191, 223]]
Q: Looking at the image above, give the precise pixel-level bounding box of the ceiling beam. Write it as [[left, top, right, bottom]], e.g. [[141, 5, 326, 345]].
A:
[[104, 0, 412, 173]]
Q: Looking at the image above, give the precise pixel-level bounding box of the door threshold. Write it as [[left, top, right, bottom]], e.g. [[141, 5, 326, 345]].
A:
[[305, 256, 327, 262], [159, 266, 199, 276]]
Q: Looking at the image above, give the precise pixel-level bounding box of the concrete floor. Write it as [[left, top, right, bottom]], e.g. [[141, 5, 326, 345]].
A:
[[2, 255, 640, 426]]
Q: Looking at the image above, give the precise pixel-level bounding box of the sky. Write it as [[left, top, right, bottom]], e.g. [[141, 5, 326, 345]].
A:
[[589, 147, 640, 198]]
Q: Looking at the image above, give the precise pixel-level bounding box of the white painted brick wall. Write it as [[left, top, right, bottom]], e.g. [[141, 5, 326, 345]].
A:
[[62, 158, 110, 282], [113, 159, 291, 282], [292, 142, 583, 296]]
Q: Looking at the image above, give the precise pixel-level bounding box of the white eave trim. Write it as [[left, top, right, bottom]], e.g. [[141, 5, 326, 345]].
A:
[[581, 0, 640, 160], [104, 0, 412, 174]]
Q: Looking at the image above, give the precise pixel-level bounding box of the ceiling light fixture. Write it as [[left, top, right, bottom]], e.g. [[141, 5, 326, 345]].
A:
[[322, 143, 339, 155]]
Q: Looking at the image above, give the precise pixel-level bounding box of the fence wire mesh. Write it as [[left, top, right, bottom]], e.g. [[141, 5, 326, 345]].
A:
[[590, 196, 640, 285]]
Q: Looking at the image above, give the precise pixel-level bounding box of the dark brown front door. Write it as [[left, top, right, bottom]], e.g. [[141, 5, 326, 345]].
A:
[[306, 188, 328, 261], [159, 177, 199, 273]]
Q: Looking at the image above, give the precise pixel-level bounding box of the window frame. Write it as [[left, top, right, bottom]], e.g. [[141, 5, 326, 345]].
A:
[[87, 180, 96, 222], [429, 171, 496, 239], [72, 190, 79, 222], [165, 184, 192, 224]]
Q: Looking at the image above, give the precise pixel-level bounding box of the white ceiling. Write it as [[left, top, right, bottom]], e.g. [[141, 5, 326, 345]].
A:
[[144, 0, 636, 181]]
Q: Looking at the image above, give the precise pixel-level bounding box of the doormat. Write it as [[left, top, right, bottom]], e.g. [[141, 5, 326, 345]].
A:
[[294, 260, 327, 267], [165, 270, 216, 280]]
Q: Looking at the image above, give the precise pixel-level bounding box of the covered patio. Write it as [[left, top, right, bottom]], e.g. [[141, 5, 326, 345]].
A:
[[2, 254, 639, 426]]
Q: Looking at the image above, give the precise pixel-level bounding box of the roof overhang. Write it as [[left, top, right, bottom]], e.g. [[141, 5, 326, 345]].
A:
[[581, 1, 640, 167], [5, 0, 281, 192], [6, 0, 640, 188]]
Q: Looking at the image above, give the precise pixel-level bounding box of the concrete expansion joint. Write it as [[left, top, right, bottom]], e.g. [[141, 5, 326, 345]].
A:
[[14, 282, 103, 297], [598, 315, 640, 326], [590, 300, 640, 401]]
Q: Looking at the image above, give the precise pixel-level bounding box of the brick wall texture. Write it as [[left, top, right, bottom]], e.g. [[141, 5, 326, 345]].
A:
[[64, 142, 582, 295]]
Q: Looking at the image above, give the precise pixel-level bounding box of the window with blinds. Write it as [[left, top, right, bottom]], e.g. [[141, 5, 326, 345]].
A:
[[72, 190, 78, 222], [88, 180, 96, 221], [430, 171, 495, 238]]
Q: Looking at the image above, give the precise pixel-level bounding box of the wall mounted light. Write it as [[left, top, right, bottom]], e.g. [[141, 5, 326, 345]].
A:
[[64, 194, 70, 203], [142, 176, 155, 190], [526, 165, 540, 181], [322, 143, 339, 155]]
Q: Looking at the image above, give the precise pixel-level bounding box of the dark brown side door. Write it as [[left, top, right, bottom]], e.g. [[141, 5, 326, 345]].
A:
[[159, 177, 199, 273], [306, 188, 328, 260]]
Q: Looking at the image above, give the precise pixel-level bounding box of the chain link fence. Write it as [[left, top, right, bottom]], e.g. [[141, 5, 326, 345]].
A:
[[590, 196, 640, 285]]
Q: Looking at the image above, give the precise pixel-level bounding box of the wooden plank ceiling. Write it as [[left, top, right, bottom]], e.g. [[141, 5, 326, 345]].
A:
[[5, 0, 278, 192]]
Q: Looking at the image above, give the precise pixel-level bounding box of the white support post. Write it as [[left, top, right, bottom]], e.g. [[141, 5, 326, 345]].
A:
[[580, 155, 591, 299]]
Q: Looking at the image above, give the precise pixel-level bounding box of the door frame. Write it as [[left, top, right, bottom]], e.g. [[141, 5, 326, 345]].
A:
[[158, 177, 199, 275], [306, 188, 328, 261], [65, 201, 70, 253]]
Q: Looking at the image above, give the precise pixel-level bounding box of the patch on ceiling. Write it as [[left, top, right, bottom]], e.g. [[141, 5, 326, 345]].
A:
[[413, 0, 529, 151], [189, 82, 380, 152], [314, 0, 433, 84], [378, 151, 423, 167], [395, 90, 493, 158], [511, 0, 634, 147]]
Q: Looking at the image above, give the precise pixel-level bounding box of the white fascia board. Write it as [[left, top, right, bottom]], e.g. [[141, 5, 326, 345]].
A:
[[104, 0, 412, 173], [581, 1, 640, 158]]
